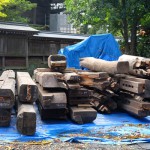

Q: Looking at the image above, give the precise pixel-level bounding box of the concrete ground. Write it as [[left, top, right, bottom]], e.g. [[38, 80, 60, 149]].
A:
[[0, 141, 150, 150]]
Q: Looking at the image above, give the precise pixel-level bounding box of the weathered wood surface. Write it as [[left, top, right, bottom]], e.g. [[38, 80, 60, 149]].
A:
[[48, 55, 66, 72], [119, 54, 150, 77], [119, 79, 144, 94], [80, 57, 129, 74], [78, 71, 111, 90], [35, 72, 64, 88], [37, 101, 67, 120], [115, 74, 150, 97], [17, 103, 36, 135], [68, 88, 92, 98], [17, 72, 38, 103], [118, 103, 149, 118], [0, 70, 15, 108], [68, 97, 92, 105], [0, 109, 11, 126], [69, 106, 97, 124], [37, 83, 67, 109], [64, 72, 80, 82]]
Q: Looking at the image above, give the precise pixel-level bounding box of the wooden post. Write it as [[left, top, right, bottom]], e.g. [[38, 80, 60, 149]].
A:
[[0, 70, 15, 109], [17, 72, 38, 103], [16, 103, 36, 135]]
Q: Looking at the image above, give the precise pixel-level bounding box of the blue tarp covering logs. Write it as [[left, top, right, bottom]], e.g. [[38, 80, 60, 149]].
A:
[[59, 33, 121, 69], [0, 106, 150, 144]]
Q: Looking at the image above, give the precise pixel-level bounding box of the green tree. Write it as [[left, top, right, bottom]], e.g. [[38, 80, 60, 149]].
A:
[[65, 0, 150, 55], [0, 0, 10, 17], [1, 0, 36, 23]]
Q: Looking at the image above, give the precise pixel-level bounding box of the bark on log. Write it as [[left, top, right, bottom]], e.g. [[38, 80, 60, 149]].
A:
[[17, 72, 38, 103], [69, 106, 97, 124], [48, 55, 66, 72], [0, 109, 11, 126], [16, 103, 36, 135], [37, 83, 67, 109], [80, 57, 129, 74], [0, 70, 15, 108]]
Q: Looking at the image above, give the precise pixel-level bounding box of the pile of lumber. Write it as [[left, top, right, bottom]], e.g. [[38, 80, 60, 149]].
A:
[[113, 74, 150, 117], [119, 54, 150, 78], [0, 70, 15, 126], [16, 72, 38, 135], [34, 59, 68, 120], [64, 72, 97, 124], [78, 71, 117, 113]]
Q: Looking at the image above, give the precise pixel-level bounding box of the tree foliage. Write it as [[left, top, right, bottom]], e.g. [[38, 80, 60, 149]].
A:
[[65, 0, 150, 55], [0, 0, 36, 23], [0, 0, 10, 17]]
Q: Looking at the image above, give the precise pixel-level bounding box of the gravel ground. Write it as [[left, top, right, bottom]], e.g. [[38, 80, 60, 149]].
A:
[[0, 141, 149, 150]]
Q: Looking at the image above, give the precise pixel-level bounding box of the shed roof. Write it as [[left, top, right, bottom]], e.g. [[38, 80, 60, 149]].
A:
[[33, 31, 88, 40], [0, 22, 38, 34]]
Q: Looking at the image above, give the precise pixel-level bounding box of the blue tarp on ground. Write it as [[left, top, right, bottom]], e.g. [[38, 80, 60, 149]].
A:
[[59, 33, 121, 69], [0, 106, 150, 144]]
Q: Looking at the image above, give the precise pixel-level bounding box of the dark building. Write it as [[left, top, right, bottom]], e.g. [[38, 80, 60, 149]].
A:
[[26, 0, 65, 26]]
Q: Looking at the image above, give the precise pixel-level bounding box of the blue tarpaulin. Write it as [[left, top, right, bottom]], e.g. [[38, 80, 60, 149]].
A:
[[0, 106, 150, 144], [59, 33, 121, 69]]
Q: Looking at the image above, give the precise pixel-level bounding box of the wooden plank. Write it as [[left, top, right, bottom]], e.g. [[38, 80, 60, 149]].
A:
[[16, 103, 36, 135], [119, 103, 149, 118], [0, 109, 11, 126], [0, 70, 15, 108], [37, 101, 67, 120], [119, 79, 144, 94], [124, 75, 150, 98], [17, 72, 38, 103], [35, 72, 64, 88], [48, 55, 66, 72], [37, 83, 67, 109], [64, 72, 80, 82], [69, 106, 97, 124], [68, 88, 92, 98], [68, 97, 92, 105]]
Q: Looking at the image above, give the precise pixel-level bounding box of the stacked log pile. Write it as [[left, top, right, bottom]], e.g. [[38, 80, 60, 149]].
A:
[[77, 71, 117, 113], [80, 56, 150, 118], [64, 72, 97, 124], [0, 70, 15, 126], [119, 54, 150, 78], [113, 74, 150, 117], [34, 71, 68, 120], [16, 72, 37, 135]]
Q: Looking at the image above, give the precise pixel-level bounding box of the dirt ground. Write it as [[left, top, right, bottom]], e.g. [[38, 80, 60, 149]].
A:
[[0, 141, 150, 150]]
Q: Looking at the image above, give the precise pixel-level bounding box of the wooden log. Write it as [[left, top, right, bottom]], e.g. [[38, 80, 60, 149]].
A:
[[37, 101, 67, 120], [48, 55, 66, 72], [0, 70, 15, 109], [80, 57, 129, 74], [37, 84, 67, 109], [17, 72, 38, 103], [0, 109, 11, 126], [16, 103, 36, 135], [69, 106, 97, 124], [64, 72, 80, 82]]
